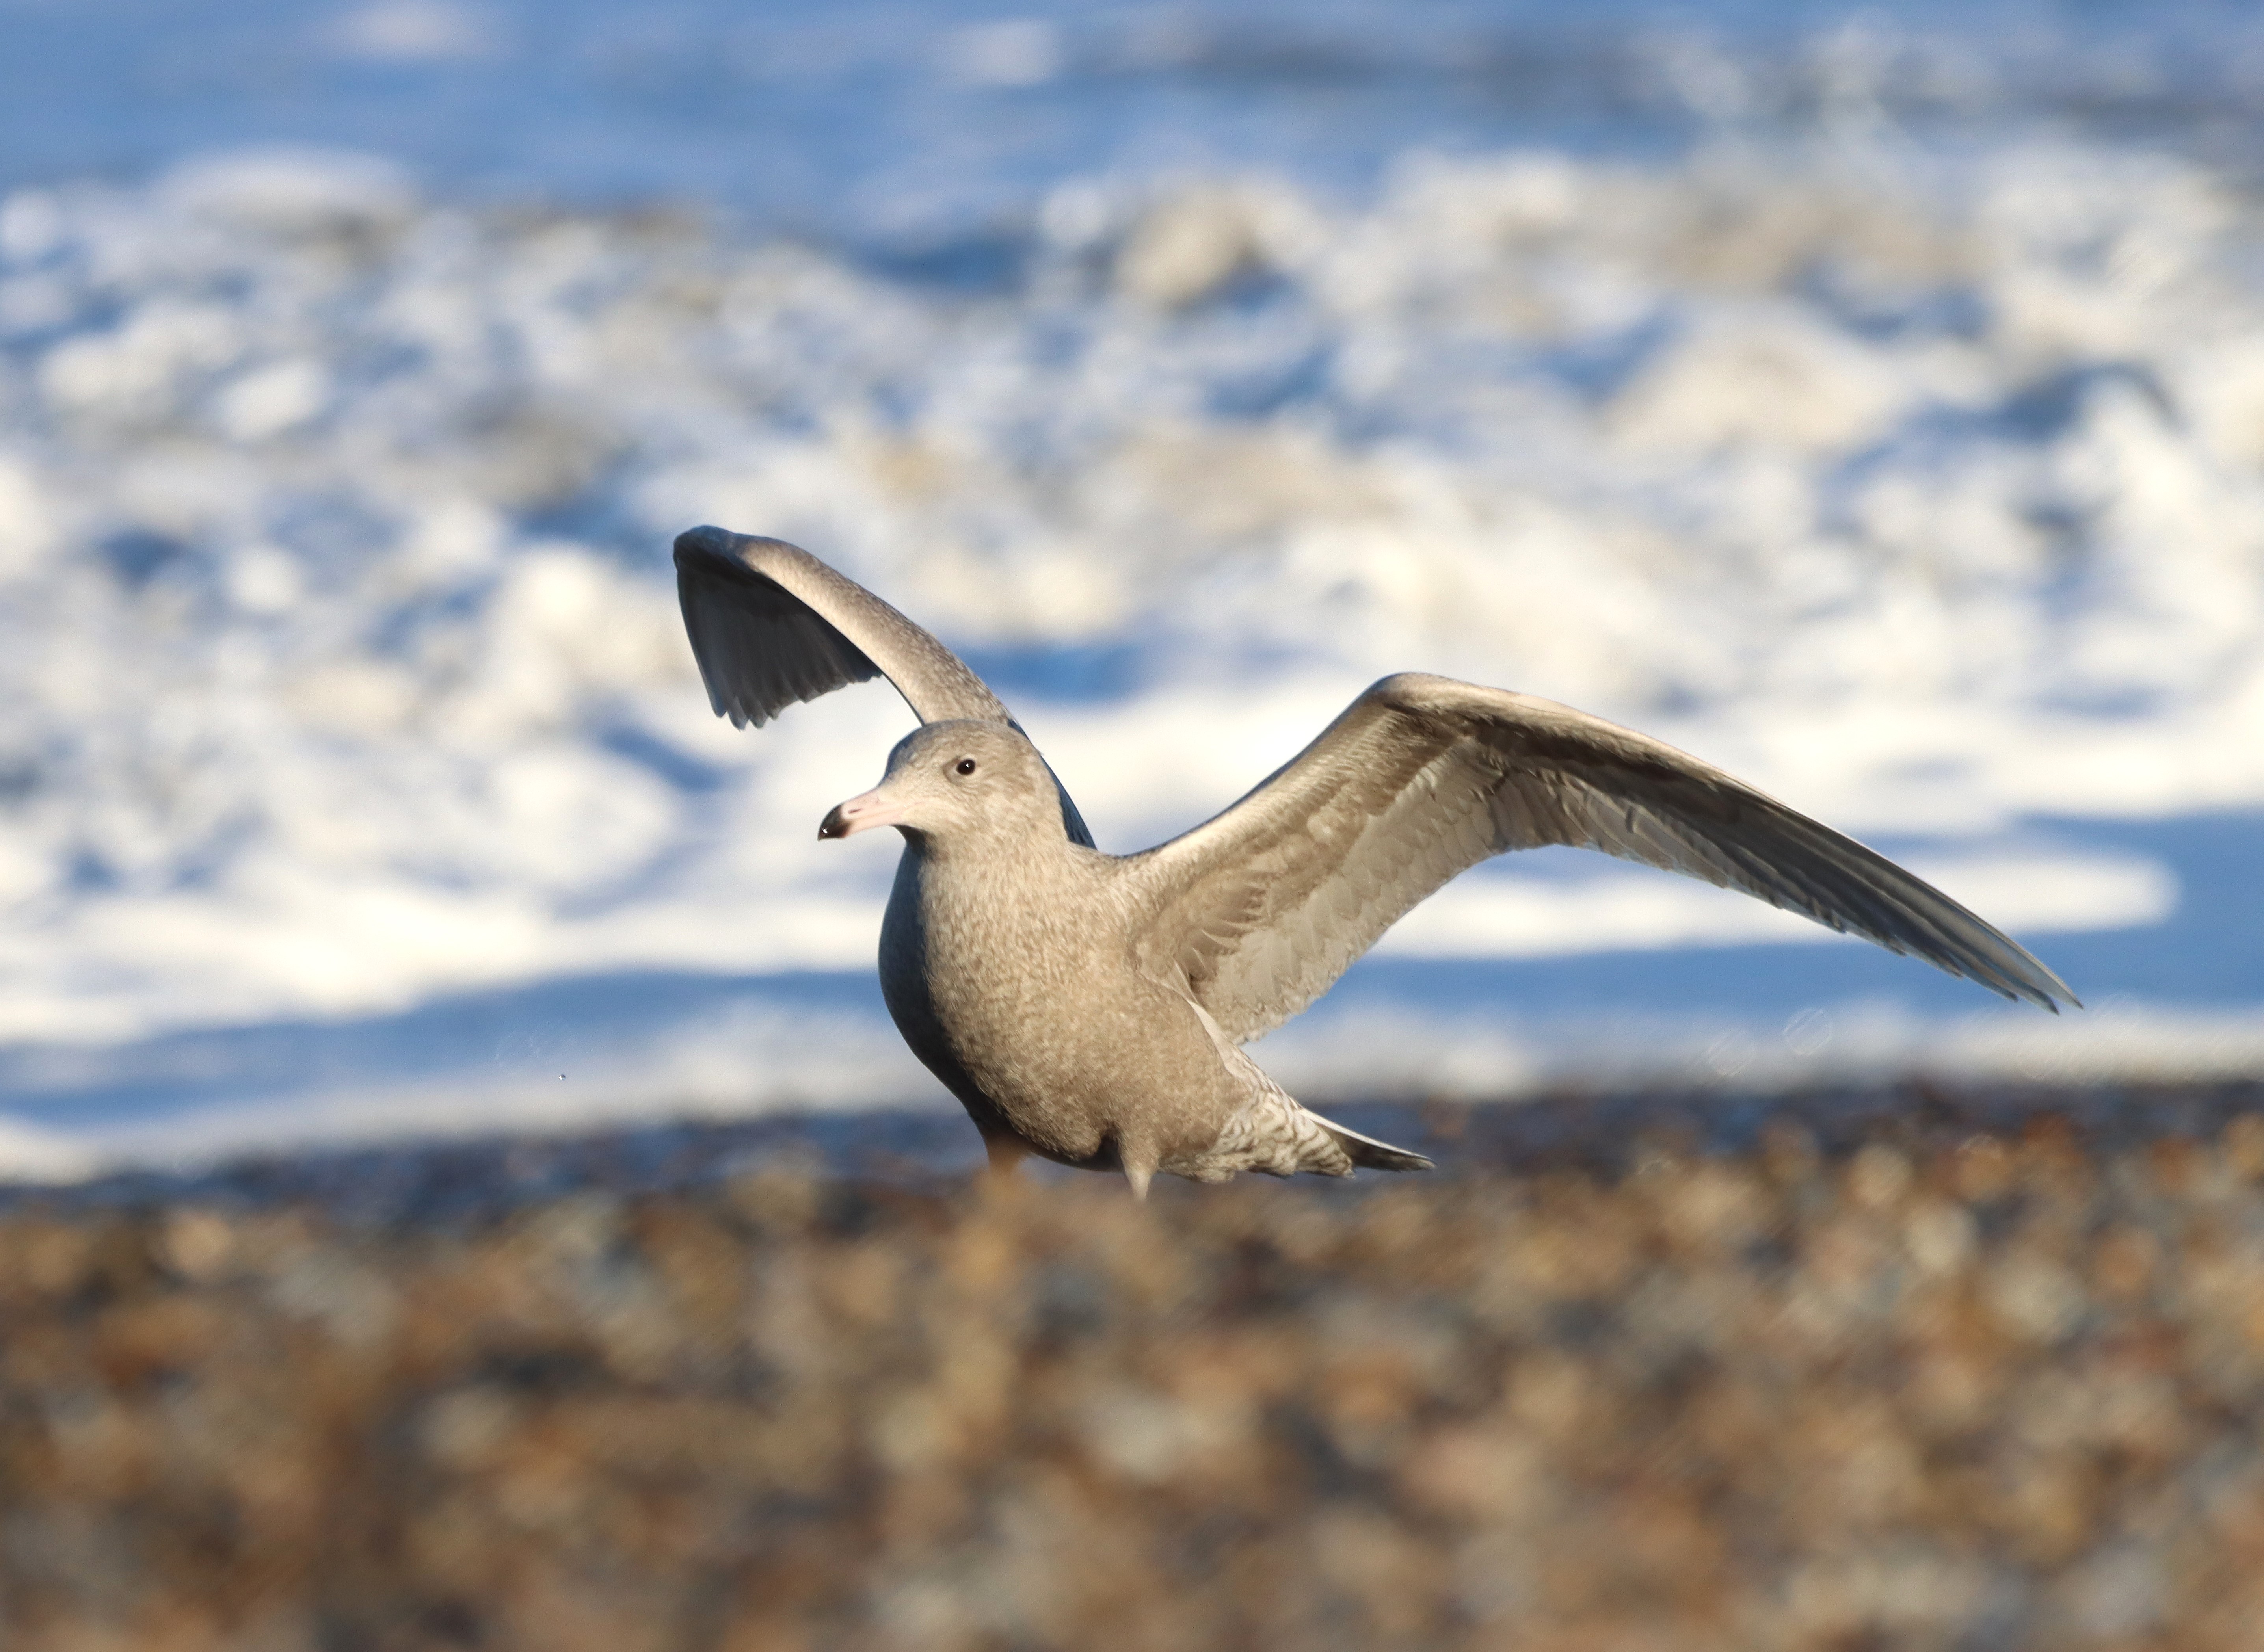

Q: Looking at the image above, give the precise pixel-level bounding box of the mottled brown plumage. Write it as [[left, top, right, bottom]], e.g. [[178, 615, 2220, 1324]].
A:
[[675, 528, 2074, 1197]]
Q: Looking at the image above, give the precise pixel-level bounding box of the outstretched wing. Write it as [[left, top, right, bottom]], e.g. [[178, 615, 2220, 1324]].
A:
[[1124, 672, 2074, 1043], [672, 526, 1095, 846]]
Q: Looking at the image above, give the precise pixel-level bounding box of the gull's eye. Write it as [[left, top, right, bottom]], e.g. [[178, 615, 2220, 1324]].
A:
[[954, 758, 977, 776]]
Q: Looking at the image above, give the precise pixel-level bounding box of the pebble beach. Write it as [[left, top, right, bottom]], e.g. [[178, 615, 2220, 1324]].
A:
[[9, 1083, 2264, 1650]]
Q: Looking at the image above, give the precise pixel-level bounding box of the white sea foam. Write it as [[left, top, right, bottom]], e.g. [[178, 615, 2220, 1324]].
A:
[[1257, 997, 2264, 1103], [1, 136, 2257, 1163], [1376, 847, 2177, 961]]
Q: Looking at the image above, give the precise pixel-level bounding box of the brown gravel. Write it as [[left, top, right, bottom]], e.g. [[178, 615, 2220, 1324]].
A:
[[7, 1089, 2264, 1650]]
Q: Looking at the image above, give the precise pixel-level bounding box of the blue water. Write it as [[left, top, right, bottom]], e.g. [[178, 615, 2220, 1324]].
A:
[[7, 0, 2264, 232], [6, 0, 2264, 1169]]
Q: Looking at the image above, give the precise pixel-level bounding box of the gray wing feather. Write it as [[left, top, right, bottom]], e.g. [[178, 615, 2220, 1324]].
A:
[[672, 526, 1095, 847], [674, 526, 1005, 726], [1127, 672, 2075, 1042]]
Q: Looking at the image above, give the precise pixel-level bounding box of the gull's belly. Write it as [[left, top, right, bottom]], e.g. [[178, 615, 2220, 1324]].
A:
[[878, 849, 1233, 1165]]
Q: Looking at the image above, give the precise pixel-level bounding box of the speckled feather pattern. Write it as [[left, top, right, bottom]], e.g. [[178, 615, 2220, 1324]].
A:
[[869, 728, 1418, 1191], [674, 531, 2072, 1195]]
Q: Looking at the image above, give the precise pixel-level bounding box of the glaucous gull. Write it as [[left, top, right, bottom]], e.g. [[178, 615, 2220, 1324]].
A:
[[675, 527, 2073, 1197]]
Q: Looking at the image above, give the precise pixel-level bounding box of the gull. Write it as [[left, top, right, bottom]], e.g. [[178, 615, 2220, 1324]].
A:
[[674, 527, 2074, 1197]]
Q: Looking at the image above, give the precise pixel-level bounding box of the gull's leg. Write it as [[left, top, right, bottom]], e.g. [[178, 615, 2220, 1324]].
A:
[[983, 1134, 1031, 1182], [1118, 1137, 1159, 1201]]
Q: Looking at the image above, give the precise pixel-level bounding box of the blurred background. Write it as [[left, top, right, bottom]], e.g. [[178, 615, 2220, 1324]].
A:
[[16, 8, 2264, 1651], [3, 0, 2264, 1176]]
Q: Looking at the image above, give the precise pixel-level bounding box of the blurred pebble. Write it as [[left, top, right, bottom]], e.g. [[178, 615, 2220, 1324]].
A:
[[0, 1081, 2261, 1648]]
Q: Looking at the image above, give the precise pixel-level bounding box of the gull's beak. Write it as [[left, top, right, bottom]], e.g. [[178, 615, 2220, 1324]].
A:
[[818, 786, 904, 840]]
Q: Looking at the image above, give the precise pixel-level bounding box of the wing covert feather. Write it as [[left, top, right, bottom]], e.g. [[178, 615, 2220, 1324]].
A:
[[1125, 673, 2074, 1043]]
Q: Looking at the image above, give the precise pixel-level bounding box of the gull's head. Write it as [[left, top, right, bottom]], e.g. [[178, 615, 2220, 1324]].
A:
[[819, 720, 1063, 847]]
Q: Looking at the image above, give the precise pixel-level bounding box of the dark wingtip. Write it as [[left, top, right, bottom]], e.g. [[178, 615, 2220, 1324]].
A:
[[2018, 961, 2080, 1015]]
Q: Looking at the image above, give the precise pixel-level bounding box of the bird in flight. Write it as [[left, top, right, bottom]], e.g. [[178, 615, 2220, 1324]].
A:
[[674, 526, 2073, 1197]]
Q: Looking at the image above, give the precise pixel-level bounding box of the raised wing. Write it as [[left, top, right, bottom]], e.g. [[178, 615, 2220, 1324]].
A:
[[1125, 672, 2075, 1043], [673, 526, 1094, 846], [674, 526, 1005, 727]]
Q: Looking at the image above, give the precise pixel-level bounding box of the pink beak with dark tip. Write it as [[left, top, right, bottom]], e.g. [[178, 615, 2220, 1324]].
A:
[[817, 787, 904, 840]]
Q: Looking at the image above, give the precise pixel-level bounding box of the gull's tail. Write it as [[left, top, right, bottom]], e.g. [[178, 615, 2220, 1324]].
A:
[[1312, 1110, 1434, 1173]]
